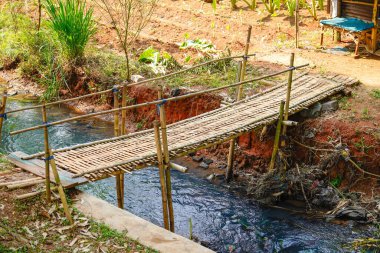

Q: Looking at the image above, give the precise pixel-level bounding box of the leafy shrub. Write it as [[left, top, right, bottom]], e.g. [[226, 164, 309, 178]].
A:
[[138, 47, 180, 74], [44, 0, 96, 62]]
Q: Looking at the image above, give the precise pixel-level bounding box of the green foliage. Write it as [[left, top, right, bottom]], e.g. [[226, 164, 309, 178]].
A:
[[90, 222, 124, 242], [371, 89, 380, 99], [263, 0, 281, 14], [0, 3, 65, 101], [44, 0, 96, 61], [306, 0, 318, 20], [330, 176, 342, 187], [179, 39, 216, 53], [354, 137, 373, 154], [138, 47, 180, 74], [286, 0, 297, 16], [242, 0, 257, 9]]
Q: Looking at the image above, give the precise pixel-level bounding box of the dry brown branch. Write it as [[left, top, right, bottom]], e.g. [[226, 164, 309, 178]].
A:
[[94, 0, 157, 80]]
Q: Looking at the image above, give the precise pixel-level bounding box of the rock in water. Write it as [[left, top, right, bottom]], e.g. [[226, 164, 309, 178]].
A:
[[300, 102, 322, 118], [203, 158, 213, 165], [321, 100, 339, 112], [199, 162, 209, 169], [192, 156, 203, 162], [335, 206, 368, 221]]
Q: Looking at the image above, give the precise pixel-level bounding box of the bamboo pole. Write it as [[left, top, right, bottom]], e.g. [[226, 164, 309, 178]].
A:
[[15, 187, 58, 200], [113, 86, 124, 209], [42, 105, 51, 203], [48, 149, 73, 224], [158, 85, 175, 232], [237, 25, 252, 101], [10, 64, 309, 136], [121, 86, 127, 135], [226, 61, 242, 183], [281, 53, 295, 147], [153, 121, 169, 230], [269, 101, 285, 171], [5, 54, 255, 115], [0, 90, 7, 141], [113, 87, 120, 136]]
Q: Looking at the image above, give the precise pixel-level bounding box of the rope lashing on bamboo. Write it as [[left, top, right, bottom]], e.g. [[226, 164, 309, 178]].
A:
[[17, 75, 347, 181], [156, 99, 168, 115], [42, 155, 54, 161], [0, 113, 7, 120]]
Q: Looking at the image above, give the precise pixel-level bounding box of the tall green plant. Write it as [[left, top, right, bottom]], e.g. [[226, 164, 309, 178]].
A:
[[264, 0, 280, 14], [307, 0, 318, 20], [286, 0, 297, 16], [44, 0, 96, 62]]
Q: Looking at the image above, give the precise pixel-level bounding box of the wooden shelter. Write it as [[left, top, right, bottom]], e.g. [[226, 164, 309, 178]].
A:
[[321, 0, 379, 56]]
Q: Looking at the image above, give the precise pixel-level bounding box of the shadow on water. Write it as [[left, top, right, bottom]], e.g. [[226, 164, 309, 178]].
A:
[[2, 100, 361, 253]]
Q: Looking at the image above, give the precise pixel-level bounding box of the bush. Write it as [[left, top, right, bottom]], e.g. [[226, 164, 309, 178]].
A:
[[44, 0, 96, 62]]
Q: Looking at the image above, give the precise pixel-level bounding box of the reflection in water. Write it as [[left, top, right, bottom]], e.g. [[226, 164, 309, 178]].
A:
[[2, 100, 358, 253]]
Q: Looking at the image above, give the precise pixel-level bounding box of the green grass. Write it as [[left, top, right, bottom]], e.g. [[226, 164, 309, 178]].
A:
[[44, 0, 96, 61], [371, 89, 380, 99]]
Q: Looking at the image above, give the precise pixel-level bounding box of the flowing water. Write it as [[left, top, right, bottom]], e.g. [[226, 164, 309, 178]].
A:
[[2, 100, 363, 253]]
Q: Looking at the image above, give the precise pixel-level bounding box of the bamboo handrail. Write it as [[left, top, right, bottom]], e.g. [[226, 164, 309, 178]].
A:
[[5, 53, 256, 115], [9, 64, 309, 136]]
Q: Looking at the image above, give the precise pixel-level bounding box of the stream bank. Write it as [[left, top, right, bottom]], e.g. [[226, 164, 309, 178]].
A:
[[1, 70, 379, 252]]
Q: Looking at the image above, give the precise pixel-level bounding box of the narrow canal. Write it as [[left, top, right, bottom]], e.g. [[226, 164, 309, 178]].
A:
[[1, 100, 363, 253]]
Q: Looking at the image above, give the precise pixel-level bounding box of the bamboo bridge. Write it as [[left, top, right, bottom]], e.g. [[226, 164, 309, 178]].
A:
[[0, 51, 355, 232]]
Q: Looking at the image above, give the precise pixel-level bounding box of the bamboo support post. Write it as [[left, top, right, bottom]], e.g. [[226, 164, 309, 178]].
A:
[[153, 121, 169, 230], [42, 105, 51, 203], [113, 86, 124, 209], [48, 149, 73, 224], [237, 25, 252, 101], [281, 53, 295, 147], [158, 85, 175, 232], [226, 61, 243, 183], [0, 90, 7, 141], [269, 100, 285, 171], [121, 86, 127, 135], [113, 86, 120, 136]]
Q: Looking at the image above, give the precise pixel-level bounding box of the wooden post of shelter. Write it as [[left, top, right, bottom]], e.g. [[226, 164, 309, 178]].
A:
[[113, 86, 124, 209], [226, 61, 242, 183], [371, 0, 378, 52], [295, 0, 300, 48], [153, 121, 170, 230], [0, 90, 8, 140], [48, 149, 73, 224], [335, 0, 342, 42], [158, 85, 175, 232], [281, 53, 295, 147], [42, 105, 51, 203], [269, 101, 285, 171]]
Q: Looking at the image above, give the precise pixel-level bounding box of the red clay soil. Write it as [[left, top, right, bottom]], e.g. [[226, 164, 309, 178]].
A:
[[126, 85, 222, 127]]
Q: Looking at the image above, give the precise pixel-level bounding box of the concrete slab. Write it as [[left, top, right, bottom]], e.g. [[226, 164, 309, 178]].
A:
[[74, 191, 215, 253]]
